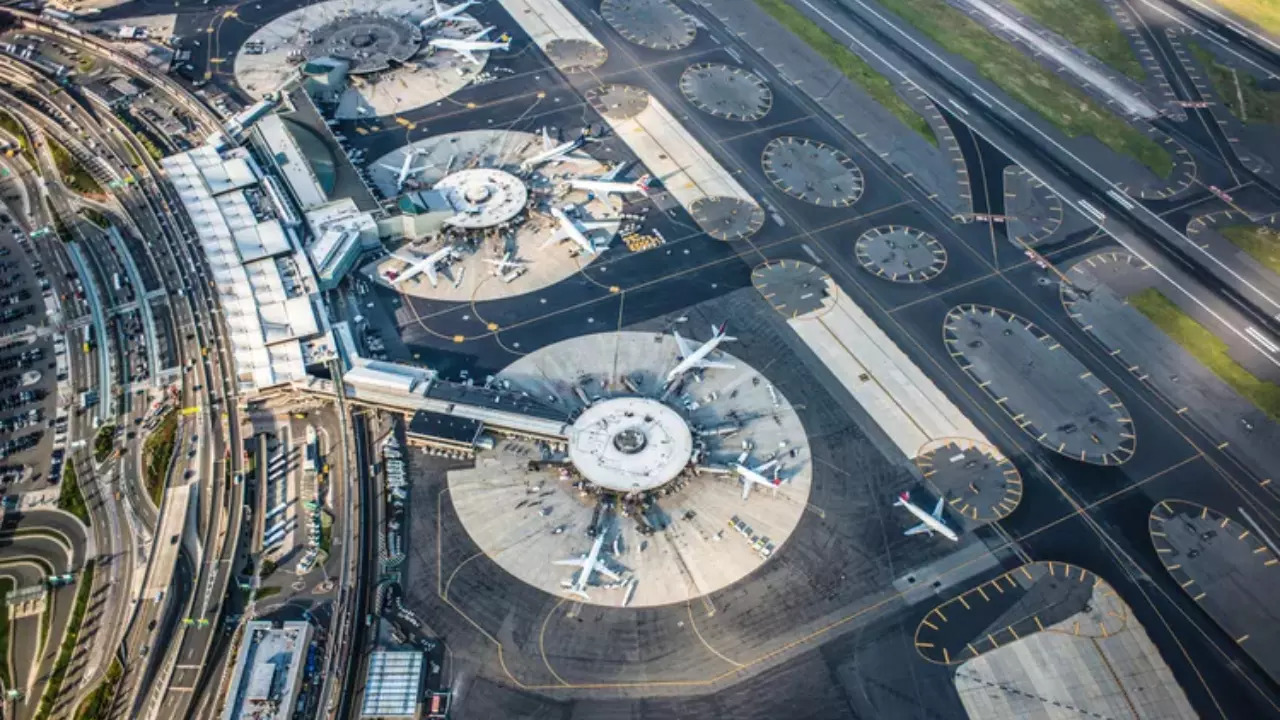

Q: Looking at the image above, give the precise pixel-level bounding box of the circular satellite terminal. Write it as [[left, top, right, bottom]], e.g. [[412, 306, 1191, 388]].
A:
[[601, 0, 697, 50], [914, 438, 1021, 526], [680, 63, 773, 122], [433, 168, 529, 229], [690, 196, 765, 241], [855, 226, 947, 283], [585, 84, 651, 120], [567, 397, 694, 493], [447, 331, 812, 608], [545, 38, 608, 72], [762, 136, 864, 207], [752, 260, 833, 317], [307, 14, 421, 74]]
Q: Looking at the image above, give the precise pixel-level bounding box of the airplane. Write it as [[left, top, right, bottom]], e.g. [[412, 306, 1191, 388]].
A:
[[418, 0, 478, 28], [733, 444, 781, 500], [378, 149, 430, 189], [482, 251, 526, 274], [384, 246, 456, 288], [666, 322, 735, 383], [428, 25, 511, 65], [519, 127, 596, 172], [895, 491, 959, 542], [542, 206, 618, 256], [567, 162, 652, 200], [554, 531, 621, 600]]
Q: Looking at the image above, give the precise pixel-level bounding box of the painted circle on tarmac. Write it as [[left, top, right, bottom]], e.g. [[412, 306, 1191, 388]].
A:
[[761, 136, 864, 207], [680, 63, 773, 121], [854, 226, 947, 283]]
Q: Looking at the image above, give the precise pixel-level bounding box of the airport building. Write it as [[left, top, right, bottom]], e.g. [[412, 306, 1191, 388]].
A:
[[359, 650, 425, 719], [222, 620, 314, 720]]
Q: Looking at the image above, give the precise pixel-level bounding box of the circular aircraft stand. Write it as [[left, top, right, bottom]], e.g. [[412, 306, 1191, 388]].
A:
[[690, 196, 765, 241], [679, 63, 773, 122], [308, 13, 422, 74], [600, 0, 697, 50], [762, 136, 865, 207], [751, 259, 834, 318], [585, 84, 651, 120], [913, 437, 1021, 529], [545, 38, 608, 72], [854, 225, 947, 283]]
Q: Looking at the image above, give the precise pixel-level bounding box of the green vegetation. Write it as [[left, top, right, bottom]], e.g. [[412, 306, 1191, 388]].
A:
[[58, 460, 90, 527], [1129, 288, 1280, 421], [35, 560, 96, 720], [142, 410, 177, 506], [47, 138, 103, 196], [80, 208, 110, 230], [93, 424, 115, 463], [75, 57, 96, 75], [1003, 0, 1145, 81], [318, 509, 333, 555], [1210, 0, 1280, 37], [1221, 224, 1280, 275], [0, 110, 35, 166], [259, 559, 277, 578], [1190, 42, 1280, 126], [0, 577, 12, 689], [874, 0, 1172, 176], [751, 0, 936, 145], [252, 586, 282, 602], [73, 658, 122, 720]]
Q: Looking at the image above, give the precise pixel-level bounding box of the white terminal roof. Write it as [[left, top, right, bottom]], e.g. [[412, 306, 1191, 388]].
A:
[[360, 651, 424, 718], [306, 198, 377, 278], [222, 621, 312, 720], [435, 168, 528, 229], [568, 397, 694, 492], [257, 114, 329, 210], [162, 144, 322, 391]]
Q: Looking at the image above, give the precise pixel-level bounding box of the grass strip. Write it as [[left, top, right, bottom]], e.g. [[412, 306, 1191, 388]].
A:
[[143, 410, 177, 506], [58, 460, 90, 527], [751, 0, 937, 145], [1220, 224, 1280, 276], [46, 138, 103, 196], [1206, 0, 1280, 37], [875, 0, 1172, 176], [1003, 0, 1145, 81], [252, 586, 281, 602], [34, 560, 96, 720], [73, 658, 122, 720], [1129, 287, 1280, 421], [0, 577, 11, 689], [93, 425, 115, 464], [0, 111, 35, 167], [1189, 42, 1280, 126]]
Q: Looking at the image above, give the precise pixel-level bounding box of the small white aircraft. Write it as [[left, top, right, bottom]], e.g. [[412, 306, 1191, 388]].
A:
[[418, 0, 478, 28], [567, 163, 652, 200], [666, 323, 735, 383], [384, 246, 456, 288], [378, 149, 430, 189], [428, 25, 511, 65], [554, 532, 621, 601], [895, 491, 959, 542], [542, 206, 617, 256], [520, 127, 595, 172], [733, 445, 782, 500], [482, 251, 526, 275]]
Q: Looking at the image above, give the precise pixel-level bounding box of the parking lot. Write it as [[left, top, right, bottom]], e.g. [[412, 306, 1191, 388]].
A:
[[0, 220, 70, 498]]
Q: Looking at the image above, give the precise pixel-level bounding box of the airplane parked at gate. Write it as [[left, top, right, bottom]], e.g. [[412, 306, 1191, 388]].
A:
[[384, 246, 456, 288], [428, 26, 511, 65], [666, 323, 735, 383], [733, 443, 782, 500], [520, 127, 596, 172], [418, 0, 478, 28], [379, 149, 430, 189], [543, 206, 618, 256], [567, 162, 652, 200], [895, 491, 959, 542], [555, 531, 620, 600]]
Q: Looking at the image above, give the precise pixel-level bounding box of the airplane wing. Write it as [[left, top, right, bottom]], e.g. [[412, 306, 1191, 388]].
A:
[[424, 262, 439, 287], [698, 360, 734, 370], [552, 558, 586, 568], [600, 161, 630, 181], [672, 330, 693, 359], [467, 25, 493, 41], [904, 523, 932, 537], [541, 127, 553, 150], [378, 163, 401, 172], [457, 48, 479, 65], [592, 561, 621, 582], [741, 479, 751, 501], [751, 458, 778, 475], [932, 497, 945, 519]]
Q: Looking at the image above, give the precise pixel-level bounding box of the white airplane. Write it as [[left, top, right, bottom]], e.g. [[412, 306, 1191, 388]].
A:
[[482, 251, 526, 275], [895, 491, 959, 542], [418, 0, 478, 28], [520, 127, 595, 172], [733, 445, 781, 500], [378, 150, 429, 189], [428, 26, 511, 65], [542, 206, 617, 256], [666, 323, 735, 383], [554, 532, 620, 601], [384, 246, 456, 288], [567, 163, 652, 200]]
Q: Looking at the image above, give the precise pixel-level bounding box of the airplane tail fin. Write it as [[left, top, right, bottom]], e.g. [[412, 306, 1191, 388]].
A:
[[636, 174, 653, 194], [896, 491, 910, 505]]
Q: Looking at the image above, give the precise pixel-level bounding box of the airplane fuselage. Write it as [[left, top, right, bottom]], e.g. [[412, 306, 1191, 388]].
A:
[[666, 335, 725, 383], [895, 494, 959, 542]]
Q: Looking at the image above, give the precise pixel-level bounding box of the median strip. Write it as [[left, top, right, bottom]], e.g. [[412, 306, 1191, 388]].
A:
[[34, 560, 96, 720]]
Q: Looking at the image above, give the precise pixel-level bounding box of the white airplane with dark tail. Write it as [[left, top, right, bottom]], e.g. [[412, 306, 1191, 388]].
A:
[[542, 206, 618, 256], [733, 444, 782, 500], [666, 322, 735, 383], [428, 25, 511, 65], [567, 162, 652, 200], [379, 149, 430, 189], [418, 0, 478, 28], [384, 246, 456, 288], [895, 491, 959, 542], [520, 127, 596, 172], [555, 532, 621, 601]]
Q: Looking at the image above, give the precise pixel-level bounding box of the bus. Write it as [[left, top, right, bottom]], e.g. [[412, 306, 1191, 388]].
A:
[[82, 325, 94, 354]]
